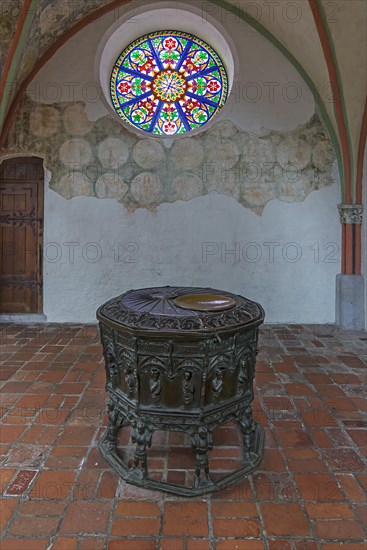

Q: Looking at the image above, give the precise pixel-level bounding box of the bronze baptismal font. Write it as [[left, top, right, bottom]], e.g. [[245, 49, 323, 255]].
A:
[[97, 286, 265, 496]]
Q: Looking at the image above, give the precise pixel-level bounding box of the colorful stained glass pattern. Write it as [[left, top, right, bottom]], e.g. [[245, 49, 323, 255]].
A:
[[110, 31, 228, 136]]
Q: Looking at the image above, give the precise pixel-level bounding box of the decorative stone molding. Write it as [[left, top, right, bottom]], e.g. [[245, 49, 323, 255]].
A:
[[337, 204, 363, 224]]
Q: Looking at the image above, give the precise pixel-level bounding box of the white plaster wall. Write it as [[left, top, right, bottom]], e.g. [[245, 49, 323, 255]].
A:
[[33, 3, 340, 323], [226, 0, 339, 144], [43, 179, 340, 323], [29, 1, 314, 132]]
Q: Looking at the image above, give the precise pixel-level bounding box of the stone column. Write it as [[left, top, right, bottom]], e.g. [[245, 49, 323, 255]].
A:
[[336, 204, 365, 329]]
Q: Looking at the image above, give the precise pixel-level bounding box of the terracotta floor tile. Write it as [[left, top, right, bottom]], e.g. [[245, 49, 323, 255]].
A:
[[0, 538, 50, 549], [108, 540, 156, 550], [51, 537, 78, 550], [19, 425, 61, 446], [163, 502, 208, 536], [29, 470, 76, 499], [72, 468, 100, 499], [213, 477, 253, 501], [211, 501, 257, 517], [159, 537, 186, 550], [262, 396, 294, 410], [273, 472, 300, 501], [272, 419, 304, 430], [213, 518, 260, 537], [78, 537, 107, 550], [326, 428, 355, 447], [323, 396, 358, 412], [14, 394, 50, 411], [276, 429, 313, 448], [19, 499, 66, 516], [1, 381, 32, 393], [85, 446, 110, 469], [166, 446, 196, 469], [315, 385, 347, 398], [285, 383, 315, 396], [56, 426, 97, 446], [0, 393, 21, 412], [159, 538, 185, 550], [96, 470, 118, 498], [0, 322, 365, 547], [0, 498, 19, 530], [305, 502, 355, 519], [322, 448, 366, 472], [258, 448, 286, 471], [212, 426, 241, 446], [0, 443, 12, 458], [55, 383, 86, 394], [287, 458, 328, 472], [321, 544, 367, 550], [4, 469, 37, 496], [264, 427, 277, 448], [60, 500, 112, 534], [273, 360, 298, 373], [117, 479, 162, 500], [8, 515, 60, 535], [315, 519, 366, 539], [336, 474, 367, 501], [253, 472, 279, 502], [36, 409, 72, 426], [350, 397, 367, 411], [346, 429, 367, 446], [216, 540, 265, 549], [115, 501, 160, 517], [261, 503, 311, 536], [268, 541, 292, 550], [111, 518, 160, 536], [338, 355, 366, 369], [309, 428, 335, 448], [294, 473, 344, 501], [294, 542, 318, 550], [0, 425, 26, 443], [45, 454, 84, 469], [301, 411, 337, 427], [5, 444, 50, 468], [0, 468, 15, 491], [354, 503, 367, 526], [3, 412, 34, 424], [185, 539, 212, 550], [306, 374, 333, 384]]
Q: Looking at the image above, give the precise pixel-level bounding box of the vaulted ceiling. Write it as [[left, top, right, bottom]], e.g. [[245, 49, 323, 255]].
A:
[[1, 0, 366, 204]]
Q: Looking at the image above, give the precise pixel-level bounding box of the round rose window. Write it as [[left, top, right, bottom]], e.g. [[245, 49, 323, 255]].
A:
[[110, 31, 228, 136]]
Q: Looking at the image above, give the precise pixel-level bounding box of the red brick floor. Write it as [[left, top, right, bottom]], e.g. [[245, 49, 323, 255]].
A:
[[0, 323, 366, 549]]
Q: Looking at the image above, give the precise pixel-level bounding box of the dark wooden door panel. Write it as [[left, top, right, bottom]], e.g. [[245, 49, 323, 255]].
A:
[[0, 158, 43, 313]]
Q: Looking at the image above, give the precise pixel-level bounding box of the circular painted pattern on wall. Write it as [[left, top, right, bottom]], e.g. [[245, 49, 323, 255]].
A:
[[110, 31, 228, 136]]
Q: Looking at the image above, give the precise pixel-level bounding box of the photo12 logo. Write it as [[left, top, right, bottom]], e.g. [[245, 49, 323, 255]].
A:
[[202, 241, 340, 264], [201, 1, 339, 24], [43, 241, 139, 264]]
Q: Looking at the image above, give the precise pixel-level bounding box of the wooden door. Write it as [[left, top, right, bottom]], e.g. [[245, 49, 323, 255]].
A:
[[0, 158, 44, 313]]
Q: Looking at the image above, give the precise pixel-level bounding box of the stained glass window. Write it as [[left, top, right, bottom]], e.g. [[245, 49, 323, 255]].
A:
[[110, 31, 228, 136]]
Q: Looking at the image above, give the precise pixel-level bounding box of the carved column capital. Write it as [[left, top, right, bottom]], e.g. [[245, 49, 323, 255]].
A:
[[337, 204, 363, 224]]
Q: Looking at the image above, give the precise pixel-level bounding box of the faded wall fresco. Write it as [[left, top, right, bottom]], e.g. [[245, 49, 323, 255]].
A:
[[0, 0, 23, 77], [5, 97, 336, 214], [13, 0, 113, 92]]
